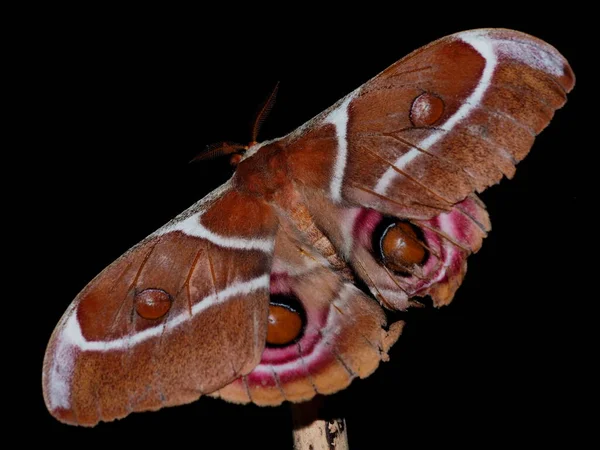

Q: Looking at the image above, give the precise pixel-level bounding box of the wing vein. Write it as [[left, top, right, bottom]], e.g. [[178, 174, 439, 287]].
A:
[[349, 182, 449, 213], [206, 241, 219, 299], [357, 139, 453, 205], [385, 64, 433, 79], [271, 366, 288, 402], [352, 256, 396, 310], [110, 242, 158, 333], [412, 220, 471, 252], [182, 246, 204, 317], [383, 132, 478, 184], [297, 342, 318, 396]]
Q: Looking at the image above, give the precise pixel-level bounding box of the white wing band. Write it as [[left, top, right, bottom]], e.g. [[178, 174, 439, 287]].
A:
[[374, 31, 498, 196]]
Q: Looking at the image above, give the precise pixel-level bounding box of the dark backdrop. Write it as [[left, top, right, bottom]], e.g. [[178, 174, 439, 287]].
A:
[[25, 8, 588, 449]]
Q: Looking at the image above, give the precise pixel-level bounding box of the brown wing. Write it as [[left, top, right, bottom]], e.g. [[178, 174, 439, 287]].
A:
[[42, 182, 278, 426], [280, 28, 574, 220]]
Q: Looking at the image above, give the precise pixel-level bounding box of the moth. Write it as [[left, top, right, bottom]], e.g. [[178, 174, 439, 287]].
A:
[[43, 28, 574, 426]]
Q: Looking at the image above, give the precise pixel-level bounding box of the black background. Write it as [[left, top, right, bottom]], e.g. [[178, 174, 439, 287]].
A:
[[22, 7, 590, 449]]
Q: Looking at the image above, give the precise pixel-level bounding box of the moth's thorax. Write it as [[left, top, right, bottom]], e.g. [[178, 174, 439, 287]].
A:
[[233, 141, 288, 199]]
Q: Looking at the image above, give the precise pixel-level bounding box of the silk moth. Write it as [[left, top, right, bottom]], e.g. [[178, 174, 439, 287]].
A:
[[43, 28, 575, 427]]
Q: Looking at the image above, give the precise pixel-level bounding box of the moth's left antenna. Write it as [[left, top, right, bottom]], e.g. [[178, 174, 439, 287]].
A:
[[251, 81, 280, 144], [192, 82, 280, 167]]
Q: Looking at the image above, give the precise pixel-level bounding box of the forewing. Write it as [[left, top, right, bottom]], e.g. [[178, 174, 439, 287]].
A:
[[281, 28, 574, 219], [42, 181, 278, 426]]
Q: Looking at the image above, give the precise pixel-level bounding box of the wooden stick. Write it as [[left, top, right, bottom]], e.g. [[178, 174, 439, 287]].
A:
[[291, 397, 349, 450]]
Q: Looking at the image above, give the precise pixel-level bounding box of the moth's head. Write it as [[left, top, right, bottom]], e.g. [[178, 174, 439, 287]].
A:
[[190, 139, 272, 168], [190, 141, 249, 167]]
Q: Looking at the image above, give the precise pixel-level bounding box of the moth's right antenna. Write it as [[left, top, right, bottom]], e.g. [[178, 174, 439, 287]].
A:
[[192, 82, 280, 167], [251, 81, 280, 144]]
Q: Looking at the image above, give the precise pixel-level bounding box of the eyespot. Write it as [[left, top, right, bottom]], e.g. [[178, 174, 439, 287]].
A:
[[410, 92, 444, 127], [134, 288, 172, 320], [374, 220, 428, 275], [266, 295, 305, 347]]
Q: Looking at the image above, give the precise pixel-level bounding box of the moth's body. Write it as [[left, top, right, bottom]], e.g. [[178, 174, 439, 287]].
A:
[[42, 29, 574, 426], [235, 141, 290, 200]]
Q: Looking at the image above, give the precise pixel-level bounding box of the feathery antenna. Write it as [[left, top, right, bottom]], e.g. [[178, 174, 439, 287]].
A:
[[251, 81, 280, 144], [192, 82, 280, 167]]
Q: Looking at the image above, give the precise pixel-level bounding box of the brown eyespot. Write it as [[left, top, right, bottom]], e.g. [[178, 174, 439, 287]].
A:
[[266, 297, 304, 347], [379, 221, 427, 275], [134, 288, 172, 320], [410, 92, 444, 127]]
